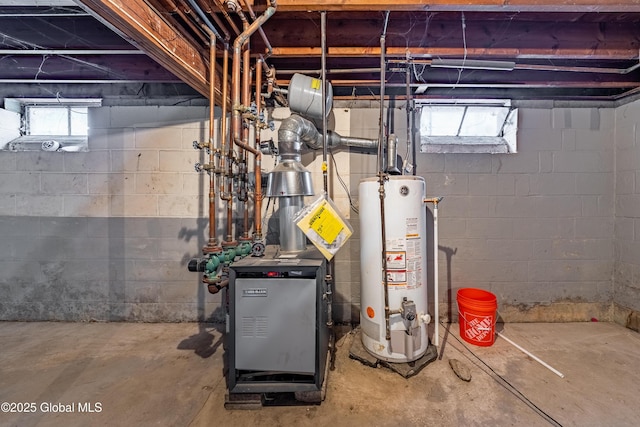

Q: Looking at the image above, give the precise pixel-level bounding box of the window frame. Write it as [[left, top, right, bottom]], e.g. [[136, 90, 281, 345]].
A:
[[417, 99, 518, 154]]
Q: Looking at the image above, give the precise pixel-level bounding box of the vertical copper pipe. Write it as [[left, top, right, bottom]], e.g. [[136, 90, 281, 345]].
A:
[[207, 34, 218, 248], [254, 57, 263, 239], [219, 45, 230, 202], [241, 32, 251, 239]]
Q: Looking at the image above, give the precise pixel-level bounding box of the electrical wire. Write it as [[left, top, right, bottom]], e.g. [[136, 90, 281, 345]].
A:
[[440, 322, 563, 427], [329, 148, 359, 214]]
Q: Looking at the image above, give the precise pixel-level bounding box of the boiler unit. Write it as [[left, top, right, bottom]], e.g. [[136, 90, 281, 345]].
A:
[[225, 249, 328, 407], [359, 176, 431, 363]]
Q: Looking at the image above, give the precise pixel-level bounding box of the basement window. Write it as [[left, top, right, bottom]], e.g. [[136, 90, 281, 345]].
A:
[[417, 100, 517, 154], [2, 98, 101, 152]]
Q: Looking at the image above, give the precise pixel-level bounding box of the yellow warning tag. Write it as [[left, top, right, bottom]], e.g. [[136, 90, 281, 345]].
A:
[[311, 78, 321, 90], [308, 203, 343, 245]]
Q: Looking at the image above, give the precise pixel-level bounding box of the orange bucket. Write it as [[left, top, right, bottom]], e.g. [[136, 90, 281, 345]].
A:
[[457, 288, 498, 347]]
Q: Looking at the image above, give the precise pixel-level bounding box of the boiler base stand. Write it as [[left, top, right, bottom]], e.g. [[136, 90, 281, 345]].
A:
[[349, 327, 438, 378]]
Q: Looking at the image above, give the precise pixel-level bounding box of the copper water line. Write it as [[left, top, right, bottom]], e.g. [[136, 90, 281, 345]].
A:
[[253, 56, 263, 239], [191, 0, 232, 42], [207, 33, 218, 249], [241, 31, 251, 239], [212, 0, 241, 35], [238, 0, 273, 57], [219, 45, 231, 204], [165, 0, 210, 46], [231, 1, 276, 242]]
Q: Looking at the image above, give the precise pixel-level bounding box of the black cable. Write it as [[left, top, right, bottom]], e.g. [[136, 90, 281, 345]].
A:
[[329, 149, 359, 214], [440, 322, 563, 427]]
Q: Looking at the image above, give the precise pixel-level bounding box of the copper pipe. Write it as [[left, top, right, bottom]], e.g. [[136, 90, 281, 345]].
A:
[[238, 0, 273, 57], [207, 33, 218, 248], [212, 0, 241, 35], [241, 32, 251, 239], [254, 56, 263, 239], [231, 1, 275, 242], [163, 0, 210, 46], [219, 44, 231, 203], [191, 0, 231, 42]]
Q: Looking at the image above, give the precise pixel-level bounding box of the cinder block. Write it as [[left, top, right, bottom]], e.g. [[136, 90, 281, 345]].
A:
[[561, 129, 577, 151], [616, 147, 638, 172], [444, 153, 492, 173], [533, 239, 613, 260], [0, 152, 16, 171], [88, 173, 135, 195], [16, 194, 63, 216], [552, 150, 613, 173], [517, 128, 562, 151], [615, 194, 640, 218], [158, 195, 201, 217], [575, 129, 614, 150], [158, 150, 195, 172], [63, 195, 109, 217], [41, 173, 88, 194], [425, 173, 468, 195], [466, 217, 513, 239], [575, 217, 614, 239], [528, 260, 612, 282], [181, 127, 207, 150], [485, 239, 533, 261], [64, 151, 110, 173], [0, 172, 40, 194], [16, 152, 64, 172], [519, 108, 551, 129], [614, 217, 634, 241], [533, 195, 582, 217], [111, 149, 160, 172], [135, 126, 183, 149], [415, 153, 445, 173], [492, 152, 539, 173], [512, 218, 575, 239], [39, 217, 88, 237], [529, 173, 576, 195], [135, 172, 182, 195], [451, 260, 528, 282], [109, 195, 158, 217], [89, 128, 135, 150], [0, 216, 40, 237], [576, 172, 614, 195]]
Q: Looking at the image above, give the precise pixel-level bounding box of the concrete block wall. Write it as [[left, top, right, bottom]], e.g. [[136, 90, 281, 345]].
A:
[[0, 101, 635, 324], [613, 100, 640, 328], [0, 106, 222, 321], [347, 106, 615, 323]]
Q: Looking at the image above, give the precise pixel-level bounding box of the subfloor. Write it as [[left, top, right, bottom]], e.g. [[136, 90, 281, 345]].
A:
[[1, 321, 638, 427]]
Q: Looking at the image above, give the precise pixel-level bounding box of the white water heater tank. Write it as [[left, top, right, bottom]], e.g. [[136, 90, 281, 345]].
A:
[[359, 176, 429, 363]]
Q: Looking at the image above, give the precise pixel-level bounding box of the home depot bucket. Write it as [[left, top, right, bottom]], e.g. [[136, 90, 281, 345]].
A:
[[457, 288, 498, 347]]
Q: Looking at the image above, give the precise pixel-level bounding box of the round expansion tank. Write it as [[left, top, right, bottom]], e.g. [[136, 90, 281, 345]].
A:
[[359, 176, 429, 362], [288, 73, 333, 120]]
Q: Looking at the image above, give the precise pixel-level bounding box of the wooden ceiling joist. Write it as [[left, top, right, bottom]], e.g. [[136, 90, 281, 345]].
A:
[[274, 0, 640, 12], [270, 47, 639, 61], [76, 0, 221, 100]]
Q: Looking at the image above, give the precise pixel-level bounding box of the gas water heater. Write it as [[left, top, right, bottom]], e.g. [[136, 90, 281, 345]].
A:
[[359, 176, 430, 363]]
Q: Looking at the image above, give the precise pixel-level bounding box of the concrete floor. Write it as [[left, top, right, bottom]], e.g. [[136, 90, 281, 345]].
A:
[[0, 321, 638, 427]]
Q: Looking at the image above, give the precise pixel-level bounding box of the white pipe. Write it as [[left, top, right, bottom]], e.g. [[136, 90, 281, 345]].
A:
[[433, 202, 439, 348], [496, 331, 565, 378]]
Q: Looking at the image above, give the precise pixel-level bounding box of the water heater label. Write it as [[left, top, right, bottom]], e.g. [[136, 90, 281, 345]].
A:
[[243, 288, 267, 297]]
